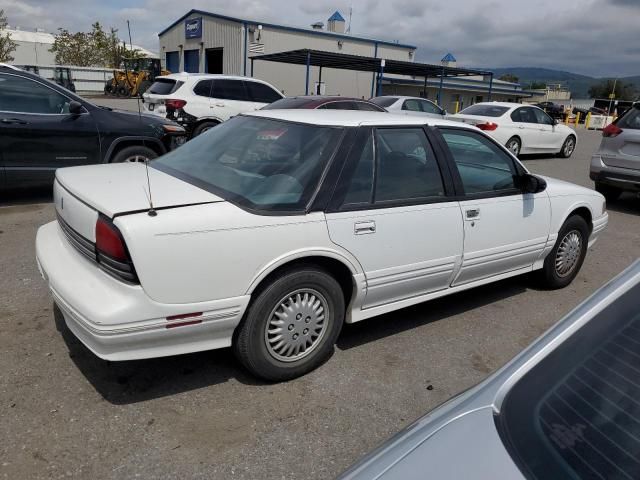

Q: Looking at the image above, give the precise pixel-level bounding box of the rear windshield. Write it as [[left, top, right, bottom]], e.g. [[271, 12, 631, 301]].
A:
[[370, 97, 398, 108], [617, 106, 640, 130], [148, 78, 183, 95], [152, 116, 343, 212], [459, 105, 510, 117], [261, 98, 314, 110], [497, 282, 640, 480]]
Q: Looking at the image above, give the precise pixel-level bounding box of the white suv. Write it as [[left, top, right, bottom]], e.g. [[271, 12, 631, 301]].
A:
[[142, 73, 284, 136]]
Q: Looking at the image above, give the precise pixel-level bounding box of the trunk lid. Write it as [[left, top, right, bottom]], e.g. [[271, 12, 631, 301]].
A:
[[448, 114, 491, 126], [55, 163, 223, 235]]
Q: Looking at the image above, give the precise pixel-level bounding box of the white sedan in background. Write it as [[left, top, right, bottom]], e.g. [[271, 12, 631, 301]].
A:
[[370, 96, 447, 119], [36, 110, 607, 381], [452, 102, 577, 158]]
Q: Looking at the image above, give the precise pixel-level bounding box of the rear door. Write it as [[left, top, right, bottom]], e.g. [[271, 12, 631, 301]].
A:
[[601, 107, 640, 170], [510, 107, 543, 152], [210, 79, 254, 120], [0, 72, 99, 189], [326, 127, 463, 310]]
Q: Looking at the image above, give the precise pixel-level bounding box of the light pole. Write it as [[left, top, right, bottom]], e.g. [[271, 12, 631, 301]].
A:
[[608, 78, 618, 116]]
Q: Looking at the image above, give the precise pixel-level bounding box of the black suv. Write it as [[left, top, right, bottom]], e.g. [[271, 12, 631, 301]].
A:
[[0, 65, 186, 190]]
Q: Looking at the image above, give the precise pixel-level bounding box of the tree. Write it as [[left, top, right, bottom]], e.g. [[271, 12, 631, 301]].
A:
[[498, 73, 519, 83], [530, 81, 547, 90], [589, 79, 637, 101], [0, 9, 18, 63], [50, 22, 146, 68]]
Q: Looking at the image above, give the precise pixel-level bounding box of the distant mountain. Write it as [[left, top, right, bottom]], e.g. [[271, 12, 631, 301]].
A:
[[491, 67, 640, 99]]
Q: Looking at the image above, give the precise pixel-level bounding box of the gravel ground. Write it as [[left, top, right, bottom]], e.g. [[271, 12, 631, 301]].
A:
[[1, 124, 639, 479]]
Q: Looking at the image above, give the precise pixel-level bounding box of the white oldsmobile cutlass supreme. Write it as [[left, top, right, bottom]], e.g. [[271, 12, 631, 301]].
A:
[[36, 110, 608, 381]]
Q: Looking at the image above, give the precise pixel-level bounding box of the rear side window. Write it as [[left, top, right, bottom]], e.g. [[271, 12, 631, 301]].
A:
[[355, 102, 385, 112], [148, 79, 183, 95], [211, 80, 250, 101], [497, 283, 640, 480], [460, 105, 510, 117], [617, 107, 640, 130], [511, 107, 538, 124], [0, 73, 71, 114], [338, 128, 446, 208], [370, 97, 398, 108], [193, 80, 213, 97], [246, 81, 282, 103]]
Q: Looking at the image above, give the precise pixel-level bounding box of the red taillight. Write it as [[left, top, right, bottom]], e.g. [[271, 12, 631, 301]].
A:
[[165, 99, 187, 109], [476, 122, 498, 131], [603, 123, 622, 138], [95, 216, 127, 261]]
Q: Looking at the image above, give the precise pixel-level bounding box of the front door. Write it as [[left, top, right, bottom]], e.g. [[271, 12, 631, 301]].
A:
[[533, 108, 565, 152], [437, 128, 551, 286], [210, 79, 255, 120], [0, 72, 99, 189], [326, 127, 463, 309], [510, 106, 543, 153]]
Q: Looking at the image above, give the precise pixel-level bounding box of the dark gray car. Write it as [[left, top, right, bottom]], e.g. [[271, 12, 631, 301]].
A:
[[340, 260, 640, 479], [590, 104, 640, 200]]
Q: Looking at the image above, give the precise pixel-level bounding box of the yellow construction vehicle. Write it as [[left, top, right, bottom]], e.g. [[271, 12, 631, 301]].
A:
[[104, 58, 169, 97]]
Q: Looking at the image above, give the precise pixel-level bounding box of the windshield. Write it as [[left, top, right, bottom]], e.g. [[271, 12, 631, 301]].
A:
[[497, 281, 640, 480], [459, 105, 510, 117], [153, 116, 343, 211], [370, 97, 398, 108]]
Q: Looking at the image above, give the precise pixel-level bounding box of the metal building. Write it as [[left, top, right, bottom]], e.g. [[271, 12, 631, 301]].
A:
[[158, 9, 416, 98]]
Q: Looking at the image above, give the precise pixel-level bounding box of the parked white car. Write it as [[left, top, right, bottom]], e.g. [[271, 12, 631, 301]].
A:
[[452, 102, 577, 157], [142, 73, 284, 136], [370, 96, 446, 119], [36, 110, 608, 381]]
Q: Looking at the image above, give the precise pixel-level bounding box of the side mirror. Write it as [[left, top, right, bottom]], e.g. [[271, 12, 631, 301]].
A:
[[553, 119, 559, 126], [521, 173, 547, 194], [68, 100, 83, 115], [441, 109, 448, 116]]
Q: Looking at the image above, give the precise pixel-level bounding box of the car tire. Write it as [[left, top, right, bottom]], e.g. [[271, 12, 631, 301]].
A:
[[110, 145, 158, 163], [506, 137, 521, 157], [595, 182, 622, 201], [559, 135, 576, 158], [192, 121, 219, 137], [539, 215, 589, 289], [234, 266, 345, 382]]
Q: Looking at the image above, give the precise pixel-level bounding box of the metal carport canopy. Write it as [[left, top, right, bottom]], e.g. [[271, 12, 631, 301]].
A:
[[249, 48, 494, 100]]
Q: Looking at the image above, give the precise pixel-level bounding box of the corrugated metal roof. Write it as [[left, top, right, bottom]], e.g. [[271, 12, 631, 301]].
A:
[[158, 9, 417, 49]]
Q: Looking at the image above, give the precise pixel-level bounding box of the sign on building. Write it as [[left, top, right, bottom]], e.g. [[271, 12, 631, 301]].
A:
[[185, 17, 202, 39]]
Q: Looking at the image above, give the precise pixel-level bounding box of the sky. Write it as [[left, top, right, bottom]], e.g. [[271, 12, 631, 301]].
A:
[[1, 0, 638, 77]]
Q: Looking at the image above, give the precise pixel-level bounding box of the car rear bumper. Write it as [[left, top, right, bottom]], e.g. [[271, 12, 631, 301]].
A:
[[590, 155, 640, 191], [36, 221, 250, 361]]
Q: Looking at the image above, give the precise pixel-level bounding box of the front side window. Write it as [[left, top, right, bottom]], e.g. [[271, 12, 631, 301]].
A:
[[355, 102, 385, 112], [338, 128, 446, 208], [440, 128, 517, 195], [420, 100, 441, 114], [246, 81, 282, 103], [370, 97, 398, 108], [211, 79, 250, 101], [153, 116, 343, 211], [319, 102, 357, 110], [533, 108, 554, 125], [0, 74, 71, 114]]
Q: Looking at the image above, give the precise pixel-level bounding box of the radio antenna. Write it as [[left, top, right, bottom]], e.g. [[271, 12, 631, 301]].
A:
[[127, 18, 157, 217]]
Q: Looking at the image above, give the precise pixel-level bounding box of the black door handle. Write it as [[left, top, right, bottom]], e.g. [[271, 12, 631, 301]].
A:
[[1, 118, 28, 125]]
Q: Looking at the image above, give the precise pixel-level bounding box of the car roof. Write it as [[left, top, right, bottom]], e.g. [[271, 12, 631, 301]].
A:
[[244, 109, 468, 128], [373, 95, 437, 103], [162, 73, 277, 86], [0, 63, 22, 71]]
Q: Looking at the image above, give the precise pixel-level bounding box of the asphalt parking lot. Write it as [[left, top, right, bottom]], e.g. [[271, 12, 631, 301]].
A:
[[1, 108, 639, 479]]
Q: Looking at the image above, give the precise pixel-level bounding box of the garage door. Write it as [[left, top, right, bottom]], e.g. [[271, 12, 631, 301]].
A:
[[184, 50, 199, 73], [165, 51, 179, 73]]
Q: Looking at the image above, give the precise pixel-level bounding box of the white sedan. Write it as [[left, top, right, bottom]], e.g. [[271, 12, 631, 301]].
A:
[[36, 110, 608, 381], [370, 96, 447, 119], [452, 102, 577, 158]]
